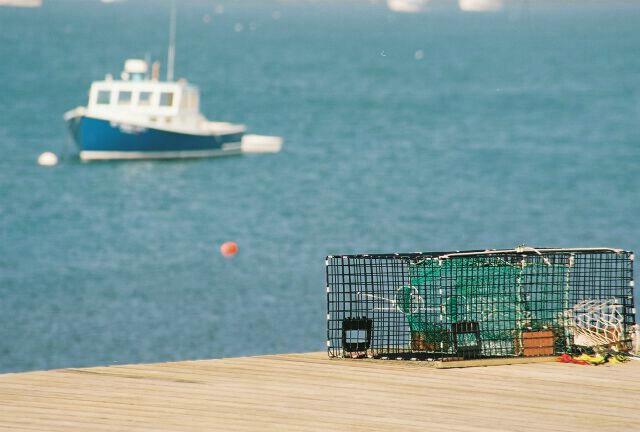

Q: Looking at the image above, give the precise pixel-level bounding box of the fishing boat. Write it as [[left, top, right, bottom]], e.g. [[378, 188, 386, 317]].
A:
[[63, 5, 281, 161], [458, 0, 503, 12], [386, 0, 428, 13], [0, 0, 42, 7]]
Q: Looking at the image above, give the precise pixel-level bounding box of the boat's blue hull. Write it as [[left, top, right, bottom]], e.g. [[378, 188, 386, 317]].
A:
[[67, 116, 243, 160]]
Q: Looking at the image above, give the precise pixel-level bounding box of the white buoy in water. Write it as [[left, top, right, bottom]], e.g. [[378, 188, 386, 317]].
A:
[[241, 135, 283, 154], [38, 152, 58, 166]]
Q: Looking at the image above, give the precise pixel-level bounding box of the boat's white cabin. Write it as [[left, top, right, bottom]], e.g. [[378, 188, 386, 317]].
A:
[[68, 59, 246, 136], [86, 59, 202, 126]]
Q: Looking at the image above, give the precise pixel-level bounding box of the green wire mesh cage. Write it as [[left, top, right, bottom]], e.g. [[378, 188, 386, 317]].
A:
[[326, 247, 635, 361]]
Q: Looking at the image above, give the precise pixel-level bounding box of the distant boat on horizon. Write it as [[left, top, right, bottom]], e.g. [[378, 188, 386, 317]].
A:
[[459, 0, 503, 12], [0, 0, 41, 7], [386, 0, 428, 14]]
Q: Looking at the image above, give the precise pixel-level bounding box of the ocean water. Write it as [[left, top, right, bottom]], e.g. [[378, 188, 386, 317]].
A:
[[0, 0, 638, 373]]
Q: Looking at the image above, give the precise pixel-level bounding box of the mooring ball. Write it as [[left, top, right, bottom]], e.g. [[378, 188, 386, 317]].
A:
[[38, 152, 58, 166], [220, 241, 238, 257]]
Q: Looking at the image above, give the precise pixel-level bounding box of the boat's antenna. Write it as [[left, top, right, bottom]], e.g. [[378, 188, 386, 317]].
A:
[[167, 0, 176, 82]]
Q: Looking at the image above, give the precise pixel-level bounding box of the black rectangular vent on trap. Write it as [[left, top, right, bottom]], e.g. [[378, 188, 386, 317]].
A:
[[341, 317, 373, 353], [452, 321, 481, 359]]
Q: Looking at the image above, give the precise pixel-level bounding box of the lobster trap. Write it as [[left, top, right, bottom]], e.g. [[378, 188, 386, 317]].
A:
[[326, 247, 636, 362]]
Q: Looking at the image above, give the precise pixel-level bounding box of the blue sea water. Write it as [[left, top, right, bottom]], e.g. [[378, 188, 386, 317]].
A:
[[0, 0, 638, 373]]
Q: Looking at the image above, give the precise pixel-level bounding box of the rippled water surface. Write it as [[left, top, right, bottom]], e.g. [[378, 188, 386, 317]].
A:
[[0, 0, 638, 372]]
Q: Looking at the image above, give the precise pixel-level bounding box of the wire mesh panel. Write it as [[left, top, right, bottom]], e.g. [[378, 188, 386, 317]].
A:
[[326, 247, 635, 361]]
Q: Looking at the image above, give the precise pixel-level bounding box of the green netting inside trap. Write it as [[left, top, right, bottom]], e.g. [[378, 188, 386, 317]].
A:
[[399, 256, 571, 355]]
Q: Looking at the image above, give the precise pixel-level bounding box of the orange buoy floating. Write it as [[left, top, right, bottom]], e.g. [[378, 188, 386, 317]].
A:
[[220, 241, 238, 257]]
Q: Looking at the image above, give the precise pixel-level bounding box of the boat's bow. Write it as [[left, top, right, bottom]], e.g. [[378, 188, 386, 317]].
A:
[[63, 106, 86, 122], [63, 106, 86, 144]]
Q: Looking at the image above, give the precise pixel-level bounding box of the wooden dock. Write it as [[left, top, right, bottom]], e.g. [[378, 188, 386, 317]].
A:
[[1, 352, 639, 431]]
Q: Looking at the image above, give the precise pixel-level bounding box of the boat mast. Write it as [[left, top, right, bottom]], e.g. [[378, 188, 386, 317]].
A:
[[167, 0, 176, 82]]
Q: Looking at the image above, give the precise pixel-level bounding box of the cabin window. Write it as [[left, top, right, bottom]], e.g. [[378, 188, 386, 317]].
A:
[[118, 91, 132, 105], [97, 90, 111, 105], [160, 92, 174, 107], [138, 91, 152, 106]]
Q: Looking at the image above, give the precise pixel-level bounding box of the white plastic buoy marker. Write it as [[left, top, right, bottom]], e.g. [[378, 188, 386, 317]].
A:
[[38, 152, 58, 166], [241, 135, 283, 154]]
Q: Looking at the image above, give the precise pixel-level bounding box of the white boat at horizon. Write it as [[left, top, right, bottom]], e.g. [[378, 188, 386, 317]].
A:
[[0, 0, 41, 7], [386, 0, 428, 14], [459, 0, 503, 12]]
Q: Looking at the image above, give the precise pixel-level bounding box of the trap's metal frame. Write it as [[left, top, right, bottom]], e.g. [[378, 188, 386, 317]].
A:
[[326, 247, 636, 361]]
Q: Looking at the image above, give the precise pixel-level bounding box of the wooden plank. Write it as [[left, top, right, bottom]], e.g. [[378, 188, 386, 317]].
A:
[[1, 353, 639, 431], [434, 355, 558, 369]]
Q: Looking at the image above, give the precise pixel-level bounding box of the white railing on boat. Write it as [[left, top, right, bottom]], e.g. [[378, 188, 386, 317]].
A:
[[203, 121, 246, 135]]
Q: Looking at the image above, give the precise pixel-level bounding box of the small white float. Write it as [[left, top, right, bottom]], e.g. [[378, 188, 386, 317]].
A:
[[37, 152, 59, 166]]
